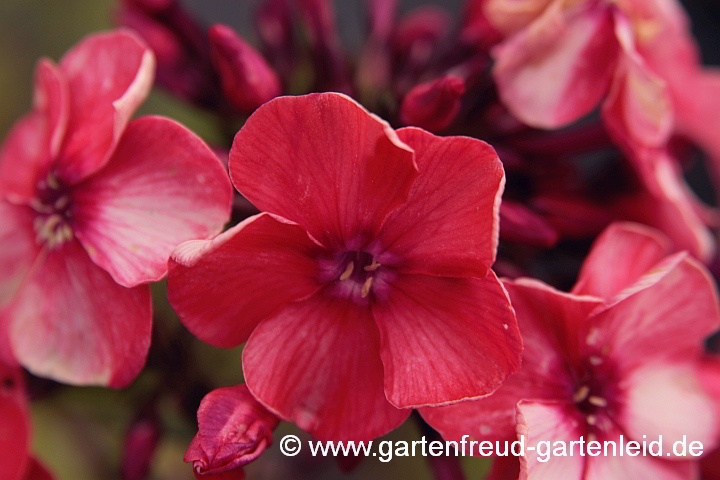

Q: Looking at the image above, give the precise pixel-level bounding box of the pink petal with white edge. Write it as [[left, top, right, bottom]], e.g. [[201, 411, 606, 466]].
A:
[[168, 213, 324, 348], [420, 278, 602, 443], [73, 116, 232, 288], [602, 13, 673, 150], [243, 289, 410, 442], [492, 1, 619, 129], [0, 362, 30, 480], [375, 128, 504, 278], [7, 241, 151, 387], [585, 425, 697, 480], [516, 400, 585, 480], [55, 29, 155, 184], [372, 271, 521, 408], [586, 254, 720, 372], [620, 362, 718, 457], [229, 92, 417, 251], [572, 222, 671, 299], [0, 59, 68, 202]]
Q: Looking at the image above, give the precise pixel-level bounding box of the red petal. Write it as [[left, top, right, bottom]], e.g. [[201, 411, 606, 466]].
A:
[[243, 290, 409, 442], [229, 92, 417, 251], [372, 271, 521, 408], [55, 29, 155, 183], [186, 385, 278, 475], [586, 254, 720, 372], [72, 116, 232, 287], [420, 278, 601, 442], [492, 3, 619, 128], [23, 459, 55, 480], [0, 60, 68, 202], [516, 400, 585, 480], [0, 362, 29, 480], [375, 128, 504, 278], [168, 213, 324, 348], [572, 222, 671, 299], [6, 241, 151, 387], [0, 202, 41, 309]]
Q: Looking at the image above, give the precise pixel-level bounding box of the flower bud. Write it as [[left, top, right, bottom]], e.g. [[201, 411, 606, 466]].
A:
[[185, 385, 279, 478], [400, 75, 465, 131], [122, 417, 160, 480], [209, 24, 281, 113]]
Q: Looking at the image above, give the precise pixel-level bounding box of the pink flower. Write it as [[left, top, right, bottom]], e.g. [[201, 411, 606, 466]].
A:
[[0, 360, 54, 480], [185, 385, 279, 479], [489, 0, 720, 173], [0, 30, 233, 387], [168, 92, 522, 441], [422, 222, 720, 479]]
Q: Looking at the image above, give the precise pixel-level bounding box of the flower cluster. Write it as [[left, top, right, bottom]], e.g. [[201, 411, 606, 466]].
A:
[[0, 0, 719, 479]]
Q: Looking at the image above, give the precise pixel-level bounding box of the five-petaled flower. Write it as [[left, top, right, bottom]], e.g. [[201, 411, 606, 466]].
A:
[[168, 92, 523, 442], [422, 222, 720, 480], [186, 384, 279, 480], [0, 29, 232, 387]]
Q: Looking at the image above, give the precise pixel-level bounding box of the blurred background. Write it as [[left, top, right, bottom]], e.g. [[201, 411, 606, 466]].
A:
[[1, 1, 719, 479]]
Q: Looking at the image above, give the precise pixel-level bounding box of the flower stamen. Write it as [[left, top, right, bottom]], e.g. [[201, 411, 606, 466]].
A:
[[588, 396, 608, 408], [339, 262, 355, 281], [573, 385, 590, 403], [361, 277, 373, 298]]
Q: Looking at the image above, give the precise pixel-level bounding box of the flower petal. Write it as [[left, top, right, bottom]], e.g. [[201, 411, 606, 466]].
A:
[[229, 92, 417, 251], [421, 279, 601, 442], [601, 14, 673, 150], [619, 362, 718, 457], [6, 241, 151, 387], [572, 222, 671, 299], [55, 29, 155, 183], [0, 202, 41, 309], [0, 363, 30, 480], [72, 116, 232, 287], [243, 290, 410, 442], [0, 59, 68, 202], [372, 271, 522, 408], [516, 400, 586, 480], [168, 213, 323, 348], [585, 425, 697, 480], [375, 128, 504, 278], [23, 459, 55, 480], [492, 2, 619, 128], [586, 254, 720, 371]]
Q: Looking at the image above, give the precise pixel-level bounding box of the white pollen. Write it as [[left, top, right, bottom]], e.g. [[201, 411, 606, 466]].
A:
[[503, 324, 509, 330]]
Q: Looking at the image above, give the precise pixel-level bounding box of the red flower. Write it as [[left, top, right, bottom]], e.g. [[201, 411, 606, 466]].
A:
[[0, 30, 233, 387], [0, 360, 54, 480], [185, 385, 279, 480], [422, 222, 720, 479], [168, 92, 522, 441]]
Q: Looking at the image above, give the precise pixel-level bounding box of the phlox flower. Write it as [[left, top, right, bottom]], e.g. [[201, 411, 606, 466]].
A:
[[422, 222, 720, 480], [168, 92, 522, 442], [0, 30, 232, 387]]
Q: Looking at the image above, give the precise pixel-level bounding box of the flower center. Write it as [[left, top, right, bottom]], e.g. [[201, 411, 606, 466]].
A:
[[31, 173, 73, 249], [570, 354, 619, 434], [335, 251, 381, 299]]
